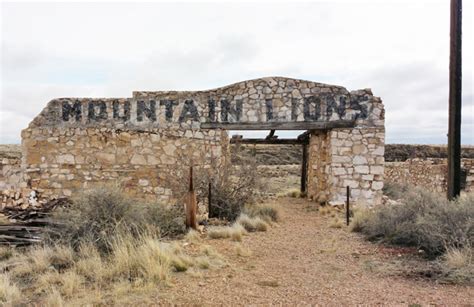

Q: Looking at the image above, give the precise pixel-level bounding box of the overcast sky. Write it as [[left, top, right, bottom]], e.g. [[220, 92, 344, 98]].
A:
[[1, 0, 473, 144]]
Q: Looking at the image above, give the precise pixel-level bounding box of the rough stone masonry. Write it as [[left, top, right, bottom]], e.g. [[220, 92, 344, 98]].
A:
[[9, 76, 384, 207]]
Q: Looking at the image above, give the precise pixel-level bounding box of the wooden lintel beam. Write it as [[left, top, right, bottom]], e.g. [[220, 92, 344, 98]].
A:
[[201, 120, 356, 130], [230, 138, 306, 145]]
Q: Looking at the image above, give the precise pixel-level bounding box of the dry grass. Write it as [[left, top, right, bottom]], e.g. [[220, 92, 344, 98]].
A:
[[0, 273, 21, 305], [244, 203, 280, 223], [349, 208, 374, 232], [277, 188, 300, 198], [44, 288, 65, 307], [0, 246, 14, 261], [1, 229, 234, 305], [329, 218, 344, 229], [237, 214, 268, 232], [318, 206, 333, 216], [235, 244, 252, 257], [440, 247, 473, 285], [207, 224, 247, 242], [185, 229, 202, 243]]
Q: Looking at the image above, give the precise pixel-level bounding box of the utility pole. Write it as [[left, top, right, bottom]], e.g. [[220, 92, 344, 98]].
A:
[[447, 0, 462, 200]]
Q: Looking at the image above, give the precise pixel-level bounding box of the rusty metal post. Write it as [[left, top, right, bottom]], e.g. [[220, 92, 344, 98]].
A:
[[346, 186, 350, 226], [447, 0, 462, 200]]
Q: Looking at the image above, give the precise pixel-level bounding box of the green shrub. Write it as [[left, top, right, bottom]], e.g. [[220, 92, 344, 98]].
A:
[[352, 188, 474, 257]]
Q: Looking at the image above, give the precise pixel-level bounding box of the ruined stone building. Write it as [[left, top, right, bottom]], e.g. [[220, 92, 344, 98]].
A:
[[1, 77, 386, 207]]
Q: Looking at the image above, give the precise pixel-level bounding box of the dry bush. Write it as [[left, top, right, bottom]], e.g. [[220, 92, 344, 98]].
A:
[[382, 181, 410, 199], [349, 208, 374, 232], [352, 187, 474, 257], [244, 203, 279, 223], [146, 203, 186, 238], [0, 273, 21, 305], [48, 186, 185, 253], [207, 224, 247, 241], [200, 147, 261, 221], [236, 214, 268, 232]]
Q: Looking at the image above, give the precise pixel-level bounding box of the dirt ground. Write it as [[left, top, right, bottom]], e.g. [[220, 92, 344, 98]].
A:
[[158, 197, 473, 305]]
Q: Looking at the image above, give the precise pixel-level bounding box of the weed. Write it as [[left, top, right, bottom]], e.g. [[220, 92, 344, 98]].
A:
[[329, 218, 344, 229], [244, 203, 279, 222], [207, 224, 247, 242], [0, 274, 21, 304], [236, 214, 268, 232]]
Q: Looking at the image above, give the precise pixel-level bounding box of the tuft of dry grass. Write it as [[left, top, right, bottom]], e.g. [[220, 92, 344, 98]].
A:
[[107, 233, 172, 284], [329, 218, 344, 229], [318, 206, 332, 216], [244, 203, 279, 223], [349, 208, 374, 232], [44, 287, 65, 307], [235, 244, 252, 257], [207, 224, 247, 242], [0, 273, 21, 305], [0, 246, 14, 261], [277, 188, 300, 198], [236, 214, 268, 232], [440, 247, 473, 285], [185, 229, 201, 243]]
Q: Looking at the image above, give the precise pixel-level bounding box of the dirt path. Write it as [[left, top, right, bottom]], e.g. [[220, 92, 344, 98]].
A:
[[160, 197, 473, 305]]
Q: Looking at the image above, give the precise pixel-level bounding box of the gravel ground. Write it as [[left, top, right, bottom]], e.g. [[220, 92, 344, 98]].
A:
[[159, 197, 473, 305]]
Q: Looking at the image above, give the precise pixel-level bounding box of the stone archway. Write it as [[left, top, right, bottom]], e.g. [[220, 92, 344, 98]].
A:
[[20, 77, 385, 206]]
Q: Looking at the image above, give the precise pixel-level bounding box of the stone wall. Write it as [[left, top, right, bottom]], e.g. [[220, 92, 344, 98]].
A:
[[385, 158, 474, 193], [0, 145, 23, 191], [306, 89, 385, 207], [21, 127, 228, 202], [3, 76, 385, 208]]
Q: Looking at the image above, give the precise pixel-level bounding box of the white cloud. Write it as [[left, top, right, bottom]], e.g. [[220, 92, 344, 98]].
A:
[[1, 1, 473, 144]]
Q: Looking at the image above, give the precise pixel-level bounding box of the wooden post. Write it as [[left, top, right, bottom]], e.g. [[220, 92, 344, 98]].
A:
[[185, 166, 197, 229], [301, 143, 308, 195], [346, 186, 350, 226], [447, 0, 462, 200]]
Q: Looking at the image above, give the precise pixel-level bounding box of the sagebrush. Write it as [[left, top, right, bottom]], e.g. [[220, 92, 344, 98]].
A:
[[47, 187, 186, 253], [352, 188, 474, 257]]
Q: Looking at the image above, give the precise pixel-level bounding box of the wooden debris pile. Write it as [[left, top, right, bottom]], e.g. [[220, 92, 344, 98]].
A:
[[0, 198, 70, 246]]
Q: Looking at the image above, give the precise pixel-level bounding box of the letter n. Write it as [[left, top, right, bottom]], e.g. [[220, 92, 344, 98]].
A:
[[221, 99, 242, 122], [137, 100, 157, 122]]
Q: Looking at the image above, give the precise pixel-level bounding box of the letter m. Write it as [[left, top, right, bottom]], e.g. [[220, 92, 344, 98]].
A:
[[62, 100, 82, 121]]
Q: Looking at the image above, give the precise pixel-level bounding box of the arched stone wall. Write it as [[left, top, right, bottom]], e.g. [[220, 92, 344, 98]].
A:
[[18, 77, 384, 206]]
